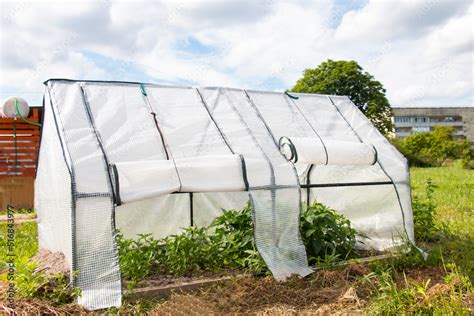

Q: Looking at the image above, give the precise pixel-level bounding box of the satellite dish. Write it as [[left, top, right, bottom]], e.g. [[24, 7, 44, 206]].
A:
[[1, 96, 30, 118]]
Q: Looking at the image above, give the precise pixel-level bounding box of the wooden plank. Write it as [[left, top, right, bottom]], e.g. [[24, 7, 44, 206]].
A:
[[0, 149, 38, 155], [0, 128, 40, 135], [129, 275, 242, 302], [0, 163, 36, 168], [0, 141, 39, 147], [0, 117, 40, 124], [0, 177, 35, 209], [0, 155, 37, 160], [0, 140, 38, 144], [0, 124, 40, 130], [0, 162, 37, 168]]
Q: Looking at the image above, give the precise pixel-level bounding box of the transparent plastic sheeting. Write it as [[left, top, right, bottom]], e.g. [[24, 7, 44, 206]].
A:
[[198, 88, 313, 280], [36, 80, 415, 310]]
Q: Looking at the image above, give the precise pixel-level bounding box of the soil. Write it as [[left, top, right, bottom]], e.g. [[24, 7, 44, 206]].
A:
[[6, 252, 470, 315], [31, 248, 70, 276], [147, 268, 368, 315], [0, 297, 89, 315]]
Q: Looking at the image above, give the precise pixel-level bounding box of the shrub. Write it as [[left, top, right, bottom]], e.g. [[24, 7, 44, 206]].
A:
[[393, 126, 472, 167], [301, 202, 357, 265]]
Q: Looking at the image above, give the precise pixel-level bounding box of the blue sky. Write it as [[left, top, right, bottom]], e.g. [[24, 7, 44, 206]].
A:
[[1, 0, 472, 107]]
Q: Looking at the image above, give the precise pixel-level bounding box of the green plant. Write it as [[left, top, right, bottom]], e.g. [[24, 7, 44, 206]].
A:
[[412, 179, 441, 242], [366, 264, 472, 314], [115, 232, 162, 281], [116, 202, 359, 280], [209, 204, 266, 274], [393, 126, 472, 167], [0, 221, 38, 269], [300, 202, 357, 265], [0, 208, 35, 215], [160, 226, 218, 275], [291, 59, 393, 134], [0, 258, 80, 305]]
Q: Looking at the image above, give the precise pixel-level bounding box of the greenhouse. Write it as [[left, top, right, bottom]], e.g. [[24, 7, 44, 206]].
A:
[[35, 79, 415, 310]]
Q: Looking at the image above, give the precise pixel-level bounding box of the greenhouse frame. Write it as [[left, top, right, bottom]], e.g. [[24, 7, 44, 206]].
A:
[[35, 79, 415, 310]]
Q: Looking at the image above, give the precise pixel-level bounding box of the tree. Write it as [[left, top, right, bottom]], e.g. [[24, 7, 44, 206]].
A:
[[291, 59, 393, 134], [393, 126, 472, 167]]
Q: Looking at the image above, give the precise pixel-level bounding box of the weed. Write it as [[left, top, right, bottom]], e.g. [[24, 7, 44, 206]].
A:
[[412, 179, 441, 241], [366, 262, 472, 314], [0, 222, 38, 268], [0, 258, 80, 305]]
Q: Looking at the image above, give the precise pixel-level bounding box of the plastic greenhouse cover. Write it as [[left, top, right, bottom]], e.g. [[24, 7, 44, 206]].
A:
[[36, 79, 415, 310]]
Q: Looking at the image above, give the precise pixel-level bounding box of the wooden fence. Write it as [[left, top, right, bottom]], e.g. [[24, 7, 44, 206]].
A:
[[0, 107, 42, 210]]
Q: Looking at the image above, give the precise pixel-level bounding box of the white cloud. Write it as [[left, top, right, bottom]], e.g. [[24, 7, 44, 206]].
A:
[[0, 0, 472, 107]]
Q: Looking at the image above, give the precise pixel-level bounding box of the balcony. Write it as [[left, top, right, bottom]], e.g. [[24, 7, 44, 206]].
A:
[[394, 121, 464, 128], [394, 130, 465, 138]]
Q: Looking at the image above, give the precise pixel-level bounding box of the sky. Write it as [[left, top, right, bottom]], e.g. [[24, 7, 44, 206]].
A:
[[0, 0, 472, 107]]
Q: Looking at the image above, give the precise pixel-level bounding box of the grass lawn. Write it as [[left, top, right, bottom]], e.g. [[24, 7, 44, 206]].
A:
[[0, 164, 472, 314], [411, 164, 474, 280]]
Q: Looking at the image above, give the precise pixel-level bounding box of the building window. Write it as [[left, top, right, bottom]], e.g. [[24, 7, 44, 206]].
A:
[[412, 126, 430, 132], [394, 116, 412, 123], [414, 117, 428, 123]]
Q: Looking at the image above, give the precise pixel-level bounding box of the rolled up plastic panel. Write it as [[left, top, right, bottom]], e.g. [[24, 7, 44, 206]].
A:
[[325, 140, 376, 165], [286, 137, 376, 166], [113, 160, 180, 204], [175, 154, 247, 192]]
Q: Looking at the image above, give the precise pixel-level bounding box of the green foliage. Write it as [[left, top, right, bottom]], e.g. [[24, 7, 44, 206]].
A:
[[1, 222, 80, 305], [366, 264, 472, 315], [115, 204, 267, 280], [115, 232, 161, 281], [209, 204, 266, 274], [412, 179, 440, 242], [300, 202, 357, 265], [0, 222, 38, 269], [411, 165, 474, 280], [117, 202, 358, 280], [291, 59, 393, 134], [0, 208, 35, 215], [393, 126, 472, 167], [159, 226, 220, 275], [0, 258, 80, 305]]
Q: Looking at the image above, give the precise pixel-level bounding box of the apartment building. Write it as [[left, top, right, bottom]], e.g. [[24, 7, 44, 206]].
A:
[[392, 106, 474, 144]]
